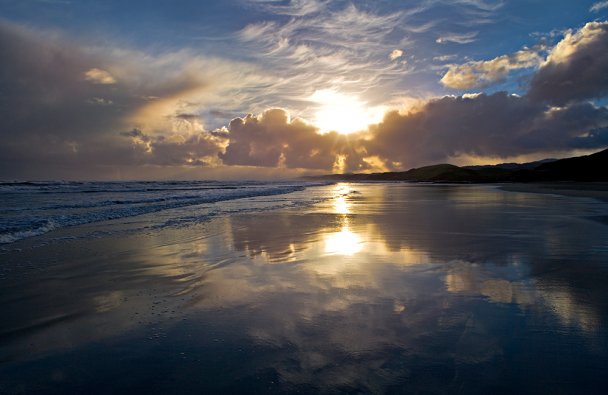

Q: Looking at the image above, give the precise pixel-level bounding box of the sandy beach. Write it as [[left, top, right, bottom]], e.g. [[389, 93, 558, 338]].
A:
[[1, 182, 608, 394]]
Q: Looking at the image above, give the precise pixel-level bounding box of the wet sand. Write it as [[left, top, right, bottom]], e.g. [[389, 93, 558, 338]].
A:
[[500, 182, 608, 202], [1, 183, 608, 394]]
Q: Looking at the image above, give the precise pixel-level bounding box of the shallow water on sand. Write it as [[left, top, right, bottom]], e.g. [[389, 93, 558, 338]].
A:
[[1, 183, 607, 394]]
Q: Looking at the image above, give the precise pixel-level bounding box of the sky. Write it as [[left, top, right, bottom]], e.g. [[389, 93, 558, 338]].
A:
[[1, 0, 608, 180]]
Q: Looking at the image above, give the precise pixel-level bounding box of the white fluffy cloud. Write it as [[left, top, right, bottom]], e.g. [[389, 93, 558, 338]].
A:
[[441, 49, 542, 89], [441, 20, 608, 97]]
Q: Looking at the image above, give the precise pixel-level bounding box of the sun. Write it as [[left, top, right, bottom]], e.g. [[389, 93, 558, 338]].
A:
[[311, 89, 384, 135]]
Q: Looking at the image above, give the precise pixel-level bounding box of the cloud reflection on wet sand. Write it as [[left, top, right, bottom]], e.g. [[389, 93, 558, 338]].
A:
[[1, 183, 608, 393]]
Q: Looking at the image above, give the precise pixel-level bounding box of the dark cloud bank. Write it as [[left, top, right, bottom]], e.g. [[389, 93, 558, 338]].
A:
[[528, 21, 608, 105], [0, 21, 607, 179]]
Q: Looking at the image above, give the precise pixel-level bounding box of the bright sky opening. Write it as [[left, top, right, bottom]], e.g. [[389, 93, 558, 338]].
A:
[[311, 89, 385, 135]]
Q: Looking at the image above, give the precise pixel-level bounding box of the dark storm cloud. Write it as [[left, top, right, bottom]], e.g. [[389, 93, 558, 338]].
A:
[[364, 93, 608, 169], [0, 21, 230, 179], [0, 22, 135, 178], [528, 21, 608, 105], [0, 22, 129, 141]]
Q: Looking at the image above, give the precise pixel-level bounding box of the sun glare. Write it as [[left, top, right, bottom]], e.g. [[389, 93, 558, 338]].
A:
[[311, 89, 383, 135], [325, 227, 362, 255]]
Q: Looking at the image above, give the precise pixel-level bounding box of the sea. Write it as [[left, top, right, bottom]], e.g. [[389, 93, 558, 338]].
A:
[[0, 180, 330, 245]]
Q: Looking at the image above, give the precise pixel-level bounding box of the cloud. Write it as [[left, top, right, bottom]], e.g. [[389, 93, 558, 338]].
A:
[[84, 68, 116, 84], [0, 21, 129, 144], [220, 108, 366, 171], [528, 21, 608, 105], [2, 13, 608, 180], [441, 48, 542, 89], [433, 54, 458, 62], [452, 0, 504, 12], [389, 49, 404, 60], [246, 0, 327, 16], [441, 20, 608, 100], [235, 3, 410, 111], [0, 20, 255, 179], [403, 20, 438, 34], [221, 93, 608, 173], [436, 31, 478, 44], [119, 128, 225, 166], [363, 92, 608, 169], [87, 97, 114, 106], [590, 1, 608, 12]]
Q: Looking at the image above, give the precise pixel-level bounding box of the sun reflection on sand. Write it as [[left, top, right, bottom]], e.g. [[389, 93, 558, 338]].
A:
[[324, 227, 362, 255], [333, 196, 349, 215], [324, 184, 363, 255]]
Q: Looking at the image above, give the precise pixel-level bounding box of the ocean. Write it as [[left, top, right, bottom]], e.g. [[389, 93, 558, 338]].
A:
[[0, 180, 330, 244]]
